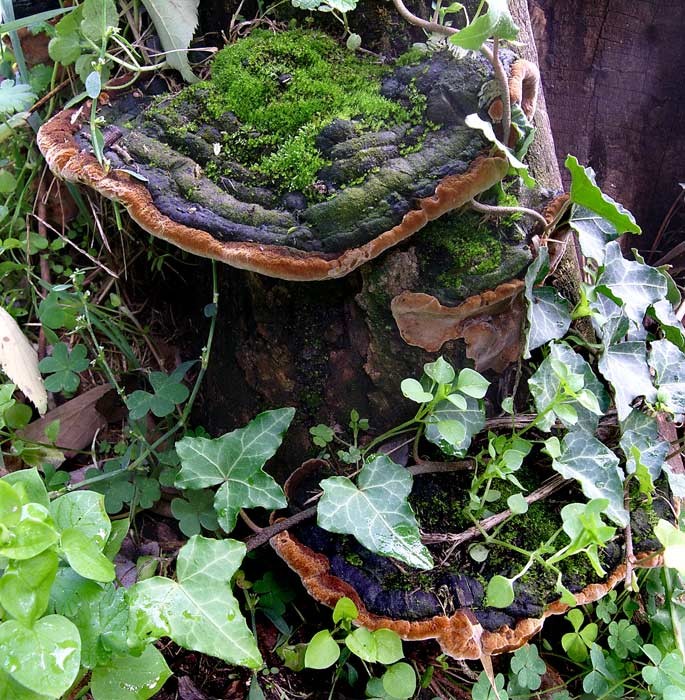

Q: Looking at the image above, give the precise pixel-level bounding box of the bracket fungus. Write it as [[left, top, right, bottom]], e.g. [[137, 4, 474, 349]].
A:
[[271, 460, 663, 661], [37, 30, 541, 281]]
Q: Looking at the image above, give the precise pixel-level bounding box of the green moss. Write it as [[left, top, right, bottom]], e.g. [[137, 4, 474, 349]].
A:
[[418, 210, 503, 291], [396, 46, 428, 67], [188, 29, 412, 195]]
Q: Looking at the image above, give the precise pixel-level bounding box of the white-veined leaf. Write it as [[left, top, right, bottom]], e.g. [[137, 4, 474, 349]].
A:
[[317, 455, 434, 570]]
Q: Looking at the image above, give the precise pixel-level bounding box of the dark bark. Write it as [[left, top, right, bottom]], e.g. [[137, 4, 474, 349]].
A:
[[189, 0, 566, 477], [531, 0, 685, 241]]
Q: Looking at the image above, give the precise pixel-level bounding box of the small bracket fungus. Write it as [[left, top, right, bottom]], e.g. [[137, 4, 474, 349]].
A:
[[37, 30, 541, 281], [271, 460, 662, 661]]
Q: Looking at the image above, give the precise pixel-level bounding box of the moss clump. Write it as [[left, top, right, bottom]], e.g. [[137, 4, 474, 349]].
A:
[[201, 29, 411, 194], [418, 210, 503, 291], [395, 45, 428, 67]]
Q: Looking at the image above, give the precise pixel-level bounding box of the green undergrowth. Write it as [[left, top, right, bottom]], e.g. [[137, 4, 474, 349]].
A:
[[147, 29, 420, 195]]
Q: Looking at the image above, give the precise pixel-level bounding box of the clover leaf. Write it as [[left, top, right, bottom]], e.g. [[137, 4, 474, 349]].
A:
[[126, 363, 194, 419], [39, 343, 89, 393]]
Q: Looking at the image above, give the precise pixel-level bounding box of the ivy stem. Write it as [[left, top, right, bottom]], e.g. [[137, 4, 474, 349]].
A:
[[469, 197, 549, 229], [623, 480, 636, 590]]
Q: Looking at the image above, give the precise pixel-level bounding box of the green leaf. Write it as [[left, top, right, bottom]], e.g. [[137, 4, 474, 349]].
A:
[[424, 395, 484, 457], [80, 0, 119, 42], [456, 368, 490, 398], [529, 342, 609, 432], [649, 339, 685, 414], [0, 504, 58, 560], [170, 489, 219, 536], [0, 668, 51, 699], [400, 378, 433, 404], [85, 70, 101, 99], [449, 0, 518, 50], [607, 619, 642, 659], [332, 597, 358, 624], [596, 241, 668, 327], [373, 629, 403, 665], [598, 342, 657, 420], [0, 480, 22, 527], [568, 205, 621, 264], [472, 672, 509, 700], [510, 644, 546, 691], [552, 430, 628, 526], [304, 630, 339, 669], [50, 491, 111, 547], [651, 299, 685, 351], [175, 408, 293, 533], [0, 80, 36, 115], [382, 662, 416, 699], [507, 493, 528, 514], [566, 156, 641, 234], [128, 536, 262, 668], [345, 627, 377, 662], [655, 520, 685, 575], [139, 0, 199, 83], [523, 248, 572, 357], [48, 32, 82, 66], [620, 410, 668, 480], [486, 575, 515, 608], [557, 500, 616, 576], [465, 113, 534, 187], [317, 455, 434, 570], [90, 645, 171, 700], [423, 357, 455, 386], [125, 369, 190, 419], [39, 343, 89, 394], [436, 419, 466, 445], [0, 615, 80, 697], [0, 6, 75, 33], [60, 528, 115, 582], [50, 570, 129, 669], [0, 550, 58, 625]]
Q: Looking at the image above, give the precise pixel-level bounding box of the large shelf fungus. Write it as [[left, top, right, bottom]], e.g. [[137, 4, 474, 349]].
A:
[[271, 460, 663, 661], [38, 29, 541, 281]]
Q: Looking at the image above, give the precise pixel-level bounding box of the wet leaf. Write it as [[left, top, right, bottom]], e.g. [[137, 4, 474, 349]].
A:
[[128, 536, 262, 668], [568, 206, 621, 264], [317, 454, 434, 570], [90, 645, 171, 700], [424, 395, 484, 457], [649, 339, 685, 414]]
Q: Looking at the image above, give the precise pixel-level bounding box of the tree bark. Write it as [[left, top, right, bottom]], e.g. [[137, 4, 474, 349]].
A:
[[189, 0, 569, 476], [530, 0, 685, 240]]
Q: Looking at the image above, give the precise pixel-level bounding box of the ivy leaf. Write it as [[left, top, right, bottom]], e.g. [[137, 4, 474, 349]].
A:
[[465, 113, 535, 187], [552, 430, 628, 526], [566, 156, 641, 234], [90, 645, 171, 700], [317, 454, 434, 570], [140, 0, 199, 83], [597, 342, 657, 420], [128, 536, 262, 668], [424, 394, 485, 457], [654, 520, 685, 575], [529, 342, 609, 433], [80, 0, 119, 42], [568, 205, 621, 264], [649, 339, 685, 414], [523, 248, 572, 357], [38, 343, 89, 394], [596, 241, 668, 327], [175, 408, 293, 533], [650, 299, 685, 351], [619, 410, 668, 479], [0, 615, 80, 697], [449, 0, 518, 50], [0, 80, 36, 115]]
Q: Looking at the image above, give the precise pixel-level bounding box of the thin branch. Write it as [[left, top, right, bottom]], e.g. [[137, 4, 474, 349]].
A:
[[623, 484, 635, 589], [469, 197, 549, 229], [408, 459, 475, 476], [244, 505, 318, 552]]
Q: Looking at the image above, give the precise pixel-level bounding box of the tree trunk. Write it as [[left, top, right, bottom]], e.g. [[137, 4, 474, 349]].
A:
[[189, 0, 569, 476], [530, 0, 685, 240]]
